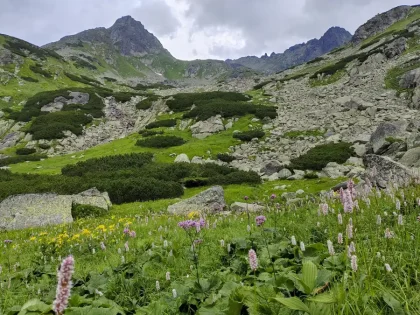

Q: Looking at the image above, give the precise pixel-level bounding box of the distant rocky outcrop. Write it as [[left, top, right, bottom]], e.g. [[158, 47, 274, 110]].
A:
[[227, 27, 352, 73], [167, 186, 225, 215], [0, 188, 111, 231], [352, 6, 412, 44]]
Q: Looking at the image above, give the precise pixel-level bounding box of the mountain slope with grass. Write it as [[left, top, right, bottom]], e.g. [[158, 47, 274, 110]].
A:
[[3, 4, 420, 313]]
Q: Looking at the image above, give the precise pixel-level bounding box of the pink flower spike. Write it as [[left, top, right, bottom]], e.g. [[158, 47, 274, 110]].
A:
[[53, 255, 75, 315], [248, 249, 258, 271]]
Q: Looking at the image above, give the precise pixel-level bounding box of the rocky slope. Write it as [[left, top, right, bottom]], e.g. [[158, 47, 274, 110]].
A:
[[226, 27, 352, 74]]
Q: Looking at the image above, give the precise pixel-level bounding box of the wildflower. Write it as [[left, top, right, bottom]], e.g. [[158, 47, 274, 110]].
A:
[[398, 214, 403, 226], [129, 230, 136, 238], [384, 263, 392, 272], [255, 215, 266, 226], [168, 250, 173, 257], [300, 241, 305, 252], [4, 240, 12, 244], [92, 248, 96, 255], [124, 242, 129, 252], [53, 255, 75, 315], [291, 236, 297, 246], [395, 199, 401, 211], [244, 196, 249, 201], [384, 228, 394, 239], [349, 242, 356, 253], [339, 187, 345, 204], [100, 242, 106, 250], [163, 240, 168, 248], [327, 240, 335, 256], [156, 281, 160, 291], [317, 222, 320, 227], [95, 289, 104, 296], [117, 248, 122, 254], [247, 225, 251, 232], [346, 224, 353, 239], [343, 190, 354, 213], [338, 214, 343, 225], [220, 239, 225, 247], [376, 215, 381, 225], [172, 289, 177, 298], [348, 179, 356, 198], [121, 256, 125, 263], [351, 255, 358, 272], [338, 233, 343, 244], [227, 244, 231, 253], [123, 227, 130, 235], [248, 249, 258, 271], [166, 271, 171, 281], [376, 252, 381, 258], [270, 194, 276, 199], [320, 203, 329, 216]]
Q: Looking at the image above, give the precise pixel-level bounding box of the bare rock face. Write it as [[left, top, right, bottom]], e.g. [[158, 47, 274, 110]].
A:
[[0, 188, 111, 231], [167, 186, 225, 215], [352, 5, 412, 44], [369, 121, 407, 154], [363, 154, 414, 188]]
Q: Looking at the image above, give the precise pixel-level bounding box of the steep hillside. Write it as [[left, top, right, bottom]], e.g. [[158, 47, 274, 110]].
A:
[[227, 27, 352, 73]]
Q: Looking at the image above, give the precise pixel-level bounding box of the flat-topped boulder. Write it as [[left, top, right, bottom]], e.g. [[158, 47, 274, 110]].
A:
[[0, 188, 111, 231]]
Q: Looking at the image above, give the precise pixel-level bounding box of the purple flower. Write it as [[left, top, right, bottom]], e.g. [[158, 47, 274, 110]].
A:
[[270, 194, 276, 200], [4, 240, 12, 244], [178, 219, 206, 231], [123, 227, 130, 235], [244, 196, 249, 201], [129, 230, 136, 238], [53, 255, 75, 315], [255, 215, 266, 227]]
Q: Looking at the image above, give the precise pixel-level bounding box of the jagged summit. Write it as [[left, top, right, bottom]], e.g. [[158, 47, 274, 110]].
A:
[[227, 26, 352, 73], [45, 15, 168, 57]]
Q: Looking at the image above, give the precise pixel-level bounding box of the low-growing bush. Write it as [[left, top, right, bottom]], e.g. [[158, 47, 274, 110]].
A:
[[289, 142, 354, 171], [0, 154, 47, 167], [233, 130, 265, 142], [104, 77, 117, 82], [62, 153, 154, 176], [166, 91, 250, 112], [113, 92, 141, 103], [208, 170, 261, 185], [28, 111, 93, 140], [29, 65, 52, 78], [64, 72, 99, 86], [139, 130, 164, 137], [71, 203, 107, 219], [21, 76, 39, 82], [136, 95, 159, 110], [136, 135, 186, 148], [145, 119, 177, 129], [4, 36, 62, 60], [70, 56, 97, 70], [217, 153, 235, 163], [304, 172, 319, 179], [306, 57, 324, 64], [183, 177, 209, 188], [16, 148, 36, 155]]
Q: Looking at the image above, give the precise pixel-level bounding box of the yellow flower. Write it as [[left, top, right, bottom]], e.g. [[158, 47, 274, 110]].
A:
[[188, 211, 200, 219], [39, 232, 48, 236], [108, 224, 115, 231], [30, 236, 36, 241], [81, 229, 91, 235], [72, 234, 80, 240]]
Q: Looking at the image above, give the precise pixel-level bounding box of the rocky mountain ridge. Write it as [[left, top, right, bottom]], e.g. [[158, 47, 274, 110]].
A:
[[227, 27, 352, 74]]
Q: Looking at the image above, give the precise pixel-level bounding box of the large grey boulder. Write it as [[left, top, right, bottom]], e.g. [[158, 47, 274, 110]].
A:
[[0, 188, 111, 231], [370, 121, 407, 154], [319, 162, 351, 179], [167, 186, 225, 215], [260, 160, 282, 176], [41, 92, 90, 113], [384, 37, 407, 58], [174, 153, 190, 163], [399, 147, 420, 167], [230, 202, 265, 213], [190, 116, 225, 139], [363, 154, 414, 188], [278, 168, 293, 179]]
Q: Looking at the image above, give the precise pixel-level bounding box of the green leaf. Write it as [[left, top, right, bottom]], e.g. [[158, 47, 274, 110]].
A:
[[315, 269, 333, 290], [307, 293, 336, 304], [301, 260, 318, 294], [18, 299, 52, 314], [273, 297, 310, 313], [382, 292, 405, 315]]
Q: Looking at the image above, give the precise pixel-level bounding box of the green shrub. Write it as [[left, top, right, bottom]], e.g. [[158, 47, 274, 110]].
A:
[[28, 111, 93, 140], [145, 119, 177, 129], [0, 154, 47, 167], [289, 142, 354, 171], [113, 92, 141, 103], [16, 148, 36, 155], [304, 172, 319, 179], [284, 129, 324, 138], [136, 95, 159, 110], [29, 65, 52, 78], [136, 135, 186, 148], [139, 130, 164, 137], [306, 57, 324, 64], [71, 203, 107, 219], [64, 72, 99, 86], [21, 76, 39, 82], [183, 177, 209, 188], [217, 153, 235, 163], [104, 77, 117, 82], [4, 36, 62, 60], [62, 153, 154, 177], [209, 170, 261, 185], [128, 83, 175, 90], [233, 130, 265, 142], [38, 143, 51, 150], [166, 91, 250, 112], [70, 56, 97, 70], [277, 72, 308, 83]]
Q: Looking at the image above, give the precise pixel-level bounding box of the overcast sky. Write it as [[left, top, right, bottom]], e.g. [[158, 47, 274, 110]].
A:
[[1, 0, 418, 60]]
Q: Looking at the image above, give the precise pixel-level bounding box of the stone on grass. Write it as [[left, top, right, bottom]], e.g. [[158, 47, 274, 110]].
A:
[[230, 202, 265, 213], [174, 153, 190, 163]]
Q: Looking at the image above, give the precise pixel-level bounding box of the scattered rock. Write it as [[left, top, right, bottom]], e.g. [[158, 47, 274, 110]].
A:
[[230, 202, 265, 213], [190, 116, 225, 139], [399, 147, 420, 167], [174, 153, 190, 163], [167, 186, 225, 215], [260, 160, 282, 176], [278, 168, 292, 179], [369, 121, 407, 154]]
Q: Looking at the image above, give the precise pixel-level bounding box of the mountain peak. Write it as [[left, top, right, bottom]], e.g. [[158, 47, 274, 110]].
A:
[[112, 15, 143, 28]]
